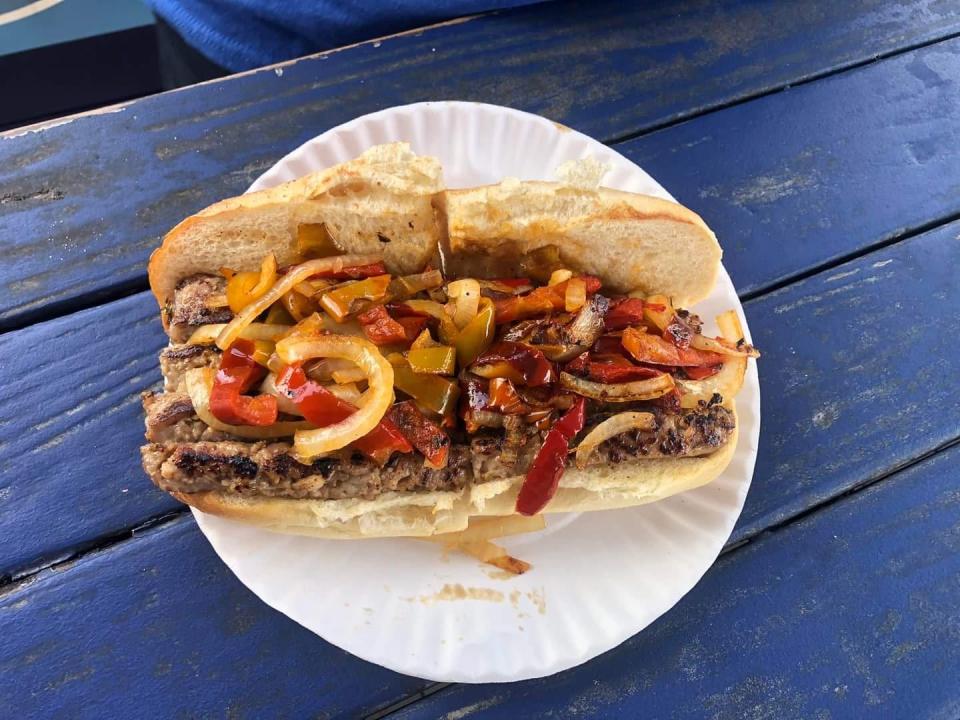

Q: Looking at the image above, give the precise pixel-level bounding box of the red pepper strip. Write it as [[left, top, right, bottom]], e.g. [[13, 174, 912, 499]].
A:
[[683, 364, 722, 380], [622, 328, 725, 367], [308, 261, 387, 279], [209, 339, 278, 426], [493, 276, 603, 323], [397, 316, 429, 338], [472, 341, 556, 387], [515, 396, 586, 516], [357, 305, 426, 345], [565, 352, 661, 383], [387, 401, 451, 468], [488, 378, 532, 415], [604, 298, 652, 331], [591, 334, 629, 356], [276, 364, 412, 463]]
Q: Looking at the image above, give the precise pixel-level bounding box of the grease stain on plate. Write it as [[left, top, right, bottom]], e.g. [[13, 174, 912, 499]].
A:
[[407, 584, 505, 604]]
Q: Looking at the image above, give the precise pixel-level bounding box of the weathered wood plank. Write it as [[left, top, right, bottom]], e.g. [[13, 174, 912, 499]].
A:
[[3, 0, 960, 327], [620, 36, 960, 294], [3, 219, 958, 595], [391, 443, 960, 719], [729, 220, 960, 544], [0, 295, 179, 577], [0, 515, 429, 720]]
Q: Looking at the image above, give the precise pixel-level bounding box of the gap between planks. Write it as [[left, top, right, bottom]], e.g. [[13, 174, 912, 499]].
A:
[[360, 435, 960, 720], [5, 25, 960, 333], [605, 26, 960, 146]]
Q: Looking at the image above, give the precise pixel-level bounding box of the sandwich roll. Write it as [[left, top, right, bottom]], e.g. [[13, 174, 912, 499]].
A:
[[140, 143, 758, 539]]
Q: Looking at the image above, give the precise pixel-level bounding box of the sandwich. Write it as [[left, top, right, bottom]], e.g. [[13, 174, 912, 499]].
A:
[[140, 143, 759, 539]]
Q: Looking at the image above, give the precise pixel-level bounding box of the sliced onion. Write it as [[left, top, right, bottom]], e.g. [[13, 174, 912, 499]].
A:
[[563, 293, 609, 348], [326, 382, 363, 405], [188, 323, 292, 346], [260, 373, 303, 416], [186, 368, 314, 438], [548, 269, 573, 286], [575, 412, 656, 468], [565, 278, 587, 311], [447, 278, 481, 329], [401, 299, 459, 342], [275, 334, 393, 460], [331, 367, 367, 384], [559, 371, 675, 402], [215, 254, 380, 350], [678, 310, 749, 407]]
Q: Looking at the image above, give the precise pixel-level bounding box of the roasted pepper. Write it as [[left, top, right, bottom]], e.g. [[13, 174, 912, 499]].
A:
[[387, 401, 451, 468], [275, 363, 412, 463], [564, 352, 660, 383], [487, 378, 531, 415], [621, 327, 725, 367], [493, 277, 602, 323], [604, 298, 657, 331], [471, 341, 557, 387], [515, 396, 586, 516], [296, 222, 342, 259], [453, 297, 495, 367], [389, 355, 460, 417], [320, 275, 392, 321], [407, 346, 456, 375], [225, 254, 278, 314], [209, 339, 278, 426], [357, 305, 427, 345]]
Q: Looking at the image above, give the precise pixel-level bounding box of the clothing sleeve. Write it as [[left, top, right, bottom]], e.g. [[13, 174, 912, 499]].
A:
[[147, 0, 549, 72]]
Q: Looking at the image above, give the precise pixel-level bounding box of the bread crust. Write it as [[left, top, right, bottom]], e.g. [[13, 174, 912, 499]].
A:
[[151, 145, 736, 536]]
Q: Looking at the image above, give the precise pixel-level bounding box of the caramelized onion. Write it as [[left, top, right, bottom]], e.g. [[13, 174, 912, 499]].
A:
[[575, 412, 656, 468], [215, 254, 379, 350], [275, 334, 393, 460], [188, 323, 291, 346], [559, 371, 675, 402]]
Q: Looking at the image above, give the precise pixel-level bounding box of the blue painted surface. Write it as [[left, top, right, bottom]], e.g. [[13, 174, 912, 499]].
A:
[[1, 0, 959, 717], [0, 515, 430, 719], [623, 38, 960, 295], [392, 443, 960, 719], [2, 0, 960, 327], [0, 294, 178, 578]]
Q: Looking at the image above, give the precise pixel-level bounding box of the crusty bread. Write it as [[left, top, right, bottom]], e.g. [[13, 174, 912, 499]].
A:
[[444, 180, 721, 305], [149, 144, 736, 537], [148, 143, 445, 307]]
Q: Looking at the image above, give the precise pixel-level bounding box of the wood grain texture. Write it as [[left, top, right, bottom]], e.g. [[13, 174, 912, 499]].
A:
[[0, 294, 179, 578], [2, 0, 960, 328], [621, 37, 960, 295], [0, 515, 429, 720], [3, 220, 958, 592], [729, 220, 960, 544], [390, 443, 960, 720]]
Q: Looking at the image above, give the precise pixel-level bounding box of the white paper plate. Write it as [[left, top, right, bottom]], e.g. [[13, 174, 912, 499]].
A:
[[193, 102, 761, 683]]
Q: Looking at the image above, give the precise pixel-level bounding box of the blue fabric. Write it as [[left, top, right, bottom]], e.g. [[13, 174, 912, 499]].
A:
[[148, 0, 545, 72]]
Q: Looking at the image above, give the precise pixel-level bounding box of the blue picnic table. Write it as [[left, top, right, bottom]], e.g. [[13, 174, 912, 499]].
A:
[[2, 0, 959, 717]]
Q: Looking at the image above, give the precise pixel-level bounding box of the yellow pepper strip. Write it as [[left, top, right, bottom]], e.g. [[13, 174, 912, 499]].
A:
[[453, 297, 495, 367], [320, 275, 392, 322], [410, 329, 440, 350], [407, 346, 456, 376], [389, 354, 460, 417], [225, 254, 278, 314], [250, 340, 275, 368], [296, 222, 343, 259]]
